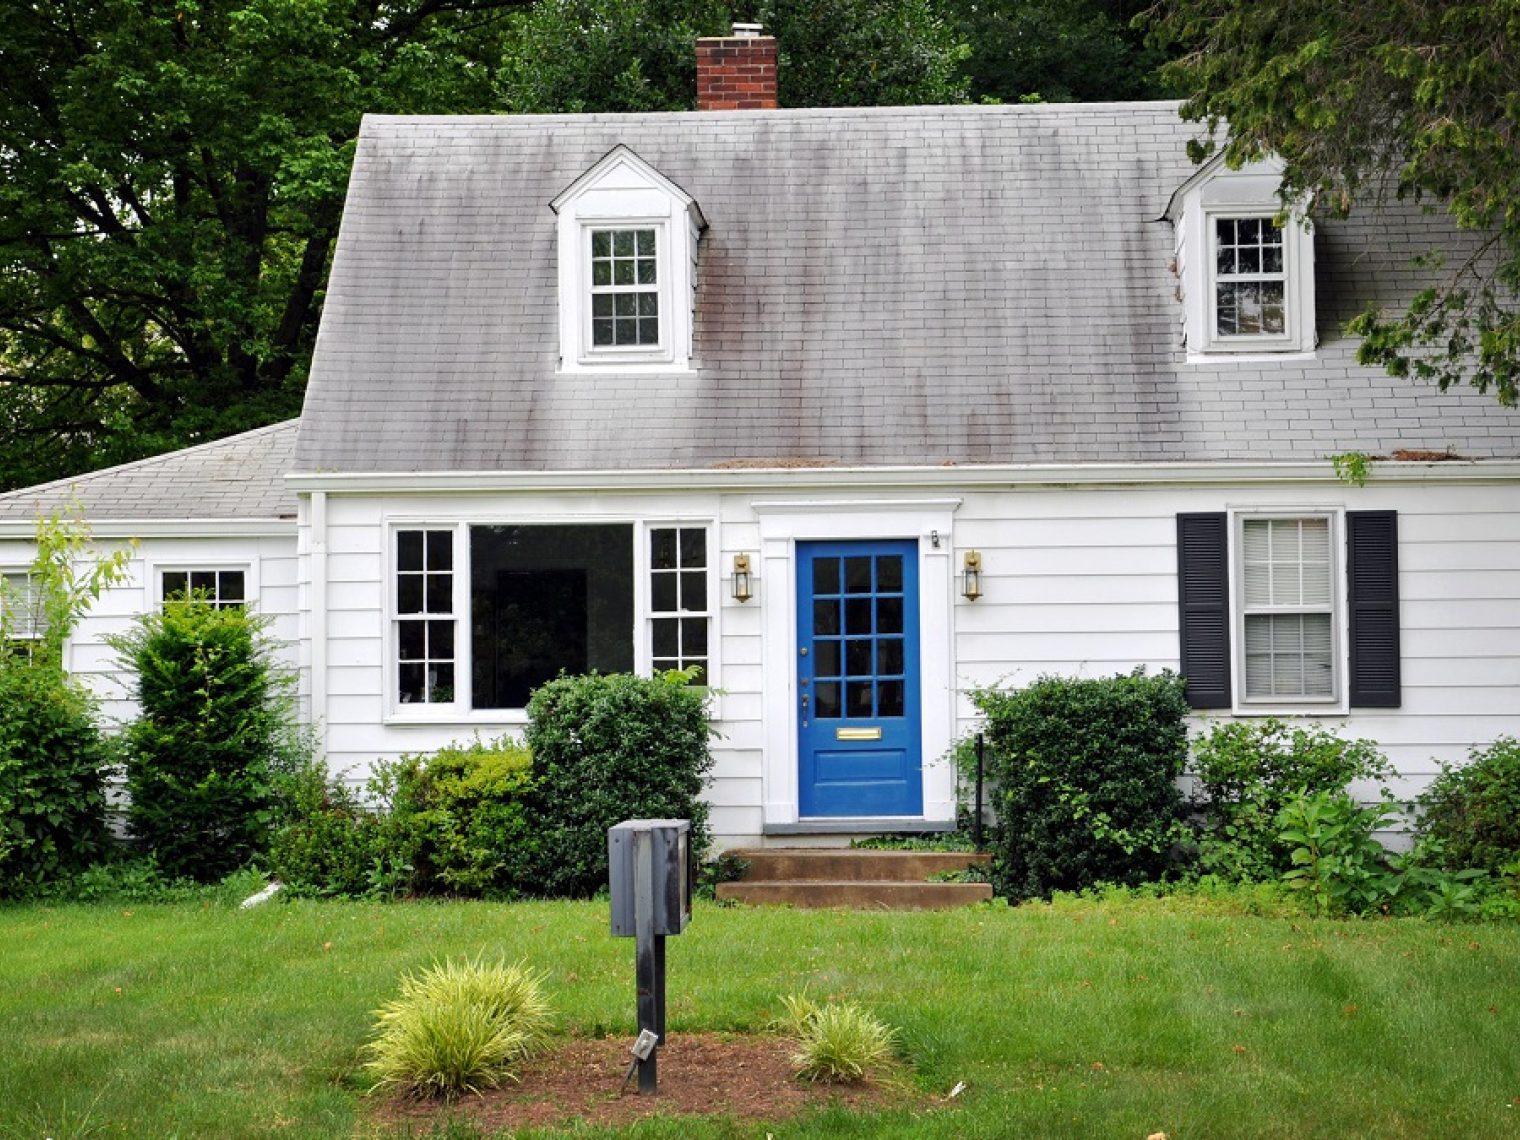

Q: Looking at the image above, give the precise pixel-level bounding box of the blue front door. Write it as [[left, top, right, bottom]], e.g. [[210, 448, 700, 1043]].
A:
[[796, 540, 922, 817]]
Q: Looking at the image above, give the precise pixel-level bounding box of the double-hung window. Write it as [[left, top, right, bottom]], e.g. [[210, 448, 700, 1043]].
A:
[[1213, 217, 1287, 339], [590, 228, 660, 350], [1238, 516, 1335, 702], [390, 522, 712, 714], [1, 571, 43, 657]]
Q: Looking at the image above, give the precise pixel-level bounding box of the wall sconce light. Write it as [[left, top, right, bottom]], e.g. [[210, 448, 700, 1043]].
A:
[[961, 550, 983, 601], [732, 553, 754, 602]]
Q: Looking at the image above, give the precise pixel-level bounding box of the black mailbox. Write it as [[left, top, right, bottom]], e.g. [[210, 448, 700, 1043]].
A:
[[609, 818, 692, 936]]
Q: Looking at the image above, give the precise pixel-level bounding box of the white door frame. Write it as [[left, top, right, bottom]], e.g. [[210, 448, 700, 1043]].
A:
[[753, 498, 961, 829]]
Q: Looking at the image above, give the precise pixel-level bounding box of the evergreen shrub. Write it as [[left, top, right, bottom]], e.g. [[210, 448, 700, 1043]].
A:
[[112, 599, 296, 881], [524, 670, 712, 897], [0, 663, 113, 896], [974, 669, 1190, 900], [267, 760, 382, 898]]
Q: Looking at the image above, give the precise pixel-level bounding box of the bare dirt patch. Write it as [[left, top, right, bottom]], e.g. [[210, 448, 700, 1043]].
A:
[[373, 1032, 908, 1133]]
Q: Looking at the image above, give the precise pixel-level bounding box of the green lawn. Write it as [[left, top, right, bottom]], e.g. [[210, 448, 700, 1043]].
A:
[[1, 893, 1517, 1139]]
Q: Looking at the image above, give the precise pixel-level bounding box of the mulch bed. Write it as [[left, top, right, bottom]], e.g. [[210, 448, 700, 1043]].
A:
[[373, 1032, 910, 1133]]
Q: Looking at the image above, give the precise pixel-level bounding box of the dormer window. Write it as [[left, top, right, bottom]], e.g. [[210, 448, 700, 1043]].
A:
[[552, 146, 704, 374], [1166, 156, 1315, 358], [590, 228, 660, 350]]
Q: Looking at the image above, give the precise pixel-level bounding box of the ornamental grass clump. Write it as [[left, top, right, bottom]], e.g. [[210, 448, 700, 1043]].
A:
[[775, 993, 899, 1084], [364, 956, 553, 1100]]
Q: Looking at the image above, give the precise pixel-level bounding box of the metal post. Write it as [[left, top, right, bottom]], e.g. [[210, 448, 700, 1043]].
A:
[[974, 732, 985, 852], [632, 828, 664, 1094]]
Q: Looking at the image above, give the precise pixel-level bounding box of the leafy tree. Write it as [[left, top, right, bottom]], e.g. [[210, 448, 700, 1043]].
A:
[[949, 0, 1172, 104], [497, 0, 968, 113], [1144, 0, 1520, 405], [0, 0, 520, 491]]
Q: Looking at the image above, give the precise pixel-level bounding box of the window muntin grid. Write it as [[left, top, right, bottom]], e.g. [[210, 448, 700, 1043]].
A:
[[161, 569, 246, 609], [590, 228, 659, 348], [649, 526, 709, 677], [809, 552, 907, 720], [1, 571, 43, 655], [396, 528, 455, 705], [1240, 517, 1336, 700], [1215, 217, 1287, 337]]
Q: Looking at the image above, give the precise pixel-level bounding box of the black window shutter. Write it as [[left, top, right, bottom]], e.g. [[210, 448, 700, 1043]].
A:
[[1177, 512, 1231, 708], [1347, 510, 1401, 708]]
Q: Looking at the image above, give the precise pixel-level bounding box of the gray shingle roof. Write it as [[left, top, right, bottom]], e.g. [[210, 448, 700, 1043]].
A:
[[0, 420, 299, 522], [294, 103, 1520, 472]]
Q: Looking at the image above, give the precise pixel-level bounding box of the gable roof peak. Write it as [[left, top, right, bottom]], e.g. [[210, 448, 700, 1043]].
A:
[[550, 144, 706, 229]]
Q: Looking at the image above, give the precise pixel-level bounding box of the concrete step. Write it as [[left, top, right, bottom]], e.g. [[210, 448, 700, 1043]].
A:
[[713, 847, 995, 909], [726, 848, 992, 883], [716, 879, 993, 909]]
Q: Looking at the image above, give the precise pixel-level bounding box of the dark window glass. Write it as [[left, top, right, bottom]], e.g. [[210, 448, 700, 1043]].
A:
[[651, 574, 677, 612], [813, 599, 840, 635], [846, 681, 873, 718], [651, 529, 677, 570], [815, 681, 841, 719], [878, 638, 904, 677], [878, 680, 905, 718], [815, 639, 840, 677], [470, 524, 634, 709], [813, 558, 840, 595], [845, 597, 872, 635], [876, 556, 902, 592], [846, 638, 872, 676], [876, 596, 903, 634], [845, 556, 872, 593], [398, 530, 423, 571]]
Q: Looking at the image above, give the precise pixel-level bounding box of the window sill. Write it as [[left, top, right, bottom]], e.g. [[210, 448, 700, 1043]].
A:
[[1186, 348, 1318, 366], [556, 361, 698, 377], [1228, 701, 1349, 718], [383, 707, 531, 728]]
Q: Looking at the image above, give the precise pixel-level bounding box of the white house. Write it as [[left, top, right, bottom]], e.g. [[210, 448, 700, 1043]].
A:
[[4, 31, 1520, 848]]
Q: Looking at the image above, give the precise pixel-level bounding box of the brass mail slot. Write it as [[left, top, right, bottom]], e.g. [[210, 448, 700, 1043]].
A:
[[836, 726, 883, 741]]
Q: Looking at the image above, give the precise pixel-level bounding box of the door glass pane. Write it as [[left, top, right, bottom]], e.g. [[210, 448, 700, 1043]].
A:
[[878, 638, 904, 676], [876, 556, 902, 592], [878, 680, 905, 718], [876, 596, 903, 634], [813, 558, 840, 594], [815, 681, 841, 719], [846, 681, 873, 718], [844, 556, 872, 593], [813, 599, 840, 635], [815, 639, 840, 677], [846, 638, 872, 675], [845, 598, 872, 634]]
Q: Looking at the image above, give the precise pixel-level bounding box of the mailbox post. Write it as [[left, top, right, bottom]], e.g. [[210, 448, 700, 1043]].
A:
[[608, 819, 692, 1094]]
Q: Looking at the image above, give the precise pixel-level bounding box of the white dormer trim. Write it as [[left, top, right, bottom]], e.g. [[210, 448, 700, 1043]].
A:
[[1166, 153, 1316, 360], [551, 146, 705, 374]]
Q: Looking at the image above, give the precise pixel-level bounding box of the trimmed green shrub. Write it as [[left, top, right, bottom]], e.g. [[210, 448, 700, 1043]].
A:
[[112, 599, 296, 881], [374, 736, 538, 898], [364, 956, 553, 1100], [0, 663, 113, 896], [1189, 719, 1393, 882], [524, 671, 712, 897], [267, 759, 383, 898], [1416, 738, 1520, 876], [975, 670, 1190, 900]]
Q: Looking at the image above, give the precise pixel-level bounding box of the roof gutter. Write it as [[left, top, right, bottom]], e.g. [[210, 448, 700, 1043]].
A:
[[284, 459, 1520, 497]]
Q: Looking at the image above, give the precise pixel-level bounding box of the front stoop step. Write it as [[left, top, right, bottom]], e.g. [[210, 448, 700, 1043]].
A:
[[715, 849, 994, 909]]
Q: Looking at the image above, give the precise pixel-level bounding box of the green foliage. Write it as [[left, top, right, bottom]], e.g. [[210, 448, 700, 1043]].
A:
[[1330, 451, 1373, 486], [974, 670, 1191, 900], [364, 957, 553, 1100], [266, 759, 384, 899], [775, 992, 899, 1083], [0, 0, 512, 490], [1189, 718, 1393, 882], [111, 599, 297, 882], [0, 511, 129, 897], [372, 737, 538, 899], [1415, 738, 1520, 876], [0, 665, 113, 897], [497, 0, 968, 113], [949, 0, 1172, 104], [524, 671, 713, 898], [1144, 0, 1520, 405]]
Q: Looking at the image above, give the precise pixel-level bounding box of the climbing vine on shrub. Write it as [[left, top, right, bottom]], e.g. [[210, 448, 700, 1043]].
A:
[[974, 670, 1190, 900]]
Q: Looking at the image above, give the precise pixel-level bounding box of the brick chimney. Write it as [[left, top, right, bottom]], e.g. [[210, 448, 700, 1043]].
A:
[[696, 23, 778, 111]]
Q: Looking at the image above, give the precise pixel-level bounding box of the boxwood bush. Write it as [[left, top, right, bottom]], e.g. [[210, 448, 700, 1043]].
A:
[[524, 671, 712, 897], [974, 670, 1190, 900]]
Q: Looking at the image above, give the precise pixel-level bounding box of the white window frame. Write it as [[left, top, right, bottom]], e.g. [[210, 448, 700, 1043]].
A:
[[155, 564, 253, 610], [582, 221, 671, 365], [1228, 507, 1346, 714], [1, 568, 44, 655], [1207, 212, 1297, 351], [551, 145, 704, 375], [385, 518, 717, 723]]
